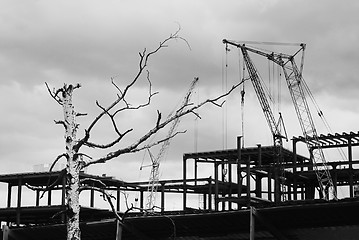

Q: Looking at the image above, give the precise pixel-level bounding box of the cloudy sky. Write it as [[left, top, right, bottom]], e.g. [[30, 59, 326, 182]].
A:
[[1, 0, 359, 204]]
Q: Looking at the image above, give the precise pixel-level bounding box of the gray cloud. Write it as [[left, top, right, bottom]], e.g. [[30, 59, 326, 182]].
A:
[[1, 0, 359, 185]]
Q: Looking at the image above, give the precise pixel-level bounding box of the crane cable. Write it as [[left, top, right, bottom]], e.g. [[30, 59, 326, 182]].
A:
[[240, 50, 246, 148], [268, 59, 278, 113], [268, 59, 272, 110], [223, 43, 230, 150], [194, 85, 199, 153], [221, 43, 230, 182], [277, 64, 282, 114]]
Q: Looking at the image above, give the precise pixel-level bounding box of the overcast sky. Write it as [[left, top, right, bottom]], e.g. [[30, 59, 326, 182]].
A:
[[1, 0, 359, 191]]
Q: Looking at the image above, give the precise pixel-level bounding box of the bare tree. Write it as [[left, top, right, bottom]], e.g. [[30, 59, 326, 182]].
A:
[[31, 30, 242, 240]]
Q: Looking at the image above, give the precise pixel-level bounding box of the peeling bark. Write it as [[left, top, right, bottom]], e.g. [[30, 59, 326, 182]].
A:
[[62, 84, 81, 240]]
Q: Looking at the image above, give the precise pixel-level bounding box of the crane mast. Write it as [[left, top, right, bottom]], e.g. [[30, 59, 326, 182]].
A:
[[223, 39, 336, 200], [146, 77, 199, 211], [281, 58, 336, 200]]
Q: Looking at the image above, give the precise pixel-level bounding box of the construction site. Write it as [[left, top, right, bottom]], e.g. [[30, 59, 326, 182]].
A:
[[1, 40, 359, 239]]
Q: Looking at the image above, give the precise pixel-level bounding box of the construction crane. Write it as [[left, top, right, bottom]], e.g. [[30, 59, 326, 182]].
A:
[[224, 40, 287, 202], [145, 77, 199, 211], [223, 39, 336, 200], [226, 41, 286, 147]]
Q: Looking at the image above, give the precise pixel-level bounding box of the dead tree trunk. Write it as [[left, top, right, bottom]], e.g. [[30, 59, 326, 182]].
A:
[[62, 84, 81, 240]]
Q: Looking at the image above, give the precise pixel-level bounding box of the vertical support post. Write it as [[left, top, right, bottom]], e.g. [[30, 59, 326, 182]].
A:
[[90, 183, 95, 208], [116, 187, 121, 212], [183, 156, 187, 211], [304, 149, 315, 200], [274, 148, 280, 204], [7, 184, 12, 208], [203, 193, 207, 210], [16, 177, 22, 226], [255, 176, 262, 199], [221, 161, 226, 211], [300, 160, 305, 200], [194, 159, 198, 186], [36, 190, 40, 207], [293, 139, 298, 200], [140, 190, 144, 212], [256, 144, 262, 198], [237, 136, 242, 206], [208, 177, 212, 211], [308, 149, 314, 171], [90, 189, 95, 207], [17, 178, 22, 206], [348, 137, 353, 198], [249, 207, 255, 240], [268, 171, 272, 201], [246, 156, 251, 208], [332, 164, 338, 197], [287, 184, 292, 201], [161, 183, 165, 213], [47, 190, 52, 206], [214, 162, 219, 211], [228, 161, 232, 210], [301, 185, 305, 200], [257, 144, 262, 166]]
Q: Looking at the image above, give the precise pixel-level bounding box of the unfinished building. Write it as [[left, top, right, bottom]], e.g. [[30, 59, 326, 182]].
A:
[[1, 132, 359, 239]]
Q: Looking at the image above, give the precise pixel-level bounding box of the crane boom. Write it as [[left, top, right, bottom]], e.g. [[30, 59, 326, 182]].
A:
[[146, 77, 199, 210], [239, 45, 284, 147], [223, 39, 336, 200], [224, 40, 286, 202]]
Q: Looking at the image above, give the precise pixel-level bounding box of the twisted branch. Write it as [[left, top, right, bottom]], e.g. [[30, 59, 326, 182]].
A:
[[75, 29, 184, 151], [84, 80, 243, 167]]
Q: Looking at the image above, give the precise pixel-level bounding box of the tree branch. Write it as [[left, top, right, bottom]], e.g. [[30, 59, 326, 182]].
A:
[[45, 82, 63, 105], [136, 130, 186, 152], [112, 70, 159, 116], [84, 79, 243, 167], [28, 154, 68, 198], [79, 185, 123, 223], [25, 169, 66, 194], [156, 110, 162, 128], [84, 128, 133, 149], [54, 120, 67, 130], [76, 112, 88, 117], [49, 153, 68, 172], [76, 30, 183, 152], [80, 178, 106, 187]]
